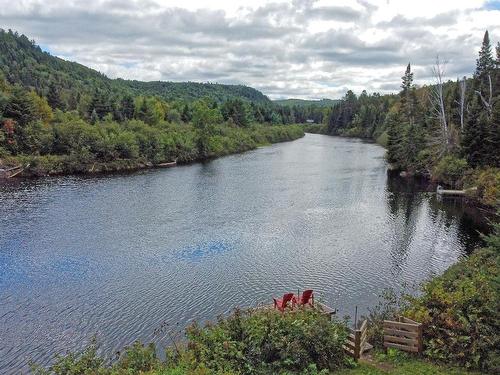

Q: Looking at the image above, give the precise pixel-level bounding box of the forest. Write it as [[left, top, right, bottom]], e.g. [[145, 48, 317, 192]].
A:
[[0, 29, 310, 175]]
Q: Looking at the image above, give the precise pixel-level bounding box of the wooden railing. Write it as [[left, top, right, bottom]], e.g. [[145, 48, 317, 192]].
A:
[[343, 319, 368, 360], [383, 317, 423, 353]]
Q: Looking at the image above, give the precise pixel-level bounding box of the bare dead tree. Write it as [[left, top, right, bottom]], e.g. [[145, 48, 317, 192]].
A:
[[454, 76, 466, 131], [475, 74, 493, 117], [430, 56, 449, 151]]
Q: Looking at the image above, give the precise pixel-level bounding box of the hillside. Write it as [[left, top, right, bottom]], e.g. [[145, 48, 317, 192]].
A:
[[273, 98, 340, 107], [0, 29, 270, 106]]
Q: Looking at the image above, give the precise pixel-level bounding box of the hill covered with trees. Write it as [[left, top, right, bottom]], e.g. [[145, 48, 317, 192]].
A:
[[0, 29, 270, 108]]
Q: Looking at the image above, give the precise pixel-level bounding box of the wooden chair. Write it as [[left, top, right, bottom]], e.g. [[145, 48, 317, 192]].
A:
[[294, 289, 314, 307], [273, 293, 295, 312]]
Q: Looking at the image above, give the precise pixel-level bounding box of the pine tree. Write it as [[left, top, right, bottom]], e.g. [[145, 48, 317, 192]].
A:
[[120, 95, 135, 120], [4, 86, 35, 126], [400, 63, 417, 126], [398, 63, 422, 170], [462, 95, 489, 167], [47, 82, 63, 110], [88, 89, 110, 120], [386, 111, 404, 167], [181, 104, 191, 123], [475, 30, 495, 94]]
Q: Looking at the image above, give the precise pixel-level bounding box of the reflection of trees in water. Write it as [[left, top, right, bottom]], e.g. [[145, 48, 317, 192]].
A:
[[385, 173, 489, 279], [385, 175, 424, 276], [429, 195, 488, 254]]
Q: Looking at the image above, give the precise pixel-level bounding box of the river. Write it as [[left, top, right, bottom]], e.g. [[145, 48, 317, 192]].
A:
[[0, 134, 488, 373]]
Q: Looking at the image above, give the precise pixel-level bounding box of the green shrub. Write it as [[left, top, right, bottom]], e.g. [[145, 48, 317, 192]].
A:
[[404, 223, 500, 372], [183, 307, 348, 374], [469, 168, 500, 207], [432, 155, 468, 187], [34, 308, 349, 375]]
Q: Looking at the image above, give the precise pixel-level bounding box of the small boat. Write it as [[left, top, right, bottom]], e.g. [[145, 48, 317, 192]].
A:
[[0, 164, 27, 179], [156, 160, 177, 168]]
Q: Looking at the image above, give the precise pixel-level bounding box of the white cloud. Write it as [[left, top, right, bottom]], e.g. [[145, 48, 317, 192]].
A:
[[0, 0, 498, 99]]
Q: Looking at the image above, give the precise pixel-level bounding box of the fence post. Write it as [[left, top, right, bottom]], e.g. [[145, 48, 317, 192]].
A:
[[354, 329, 361, 360], [417, 323, 423, 353]]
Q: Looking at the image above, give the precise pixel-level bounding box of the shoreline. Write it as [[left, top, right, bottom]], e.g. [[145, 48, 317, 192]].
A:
[[0, 128, 305, 182]]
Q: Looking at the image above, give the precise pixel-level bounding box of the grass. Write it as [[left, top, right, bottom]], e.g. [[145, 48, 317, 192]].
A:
[[338, 350, 483, 375]]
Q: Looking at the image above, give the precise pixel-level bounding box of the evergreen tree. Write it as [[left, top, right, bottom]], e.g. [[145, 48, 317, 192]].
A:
[[462, 95, 489, 167], [475, 30, 495, 94], [386, 111, 404, 167], [400, 63, 417, 126], [398, 63, 422, 170], [181, 104, 192, 123], [488, 99, 500, 167], [47, 82, 63, 110], [88, 89, 110, 120], [120, 95, 135, 120], [4, 86, 35, 126], [3, 86, 37, 153]]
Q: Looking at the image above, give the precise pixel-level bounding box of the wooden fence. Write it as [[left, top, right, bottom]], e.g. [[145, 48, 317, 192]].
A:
[[343, 319, 369, 360], [383, 316, 423, 353]]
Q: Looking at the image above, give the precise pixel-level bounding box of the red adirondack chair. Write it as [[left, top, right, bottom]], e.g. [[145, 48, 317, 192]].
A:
[[294, 289, 314, 307], [273, 293, 295, 312]]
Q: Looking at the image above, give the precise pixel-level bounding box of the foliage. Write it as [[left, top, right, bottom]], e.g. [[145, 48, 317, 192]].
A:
[[182, 308, 348, 374], [319, 30, 499, 190], [0, 29, 270, 108], [35, 308, 350, 375], [302, 124, 327, 134], [468, 167, 500, 207], [432, 156, 468, 187], [404, 223, 500, 372], [363, 289, 410, 349]]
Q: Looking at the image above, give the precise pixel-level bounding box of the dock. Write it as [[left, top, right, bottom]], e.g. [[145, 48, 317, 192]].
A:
[[254, 301, 337, 318], [436, 186, 477, 196]]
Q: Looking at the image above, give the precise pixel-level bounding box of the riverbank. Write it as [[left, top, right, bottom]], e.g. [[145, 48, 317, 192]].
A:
[[0, 123, 304, 179]]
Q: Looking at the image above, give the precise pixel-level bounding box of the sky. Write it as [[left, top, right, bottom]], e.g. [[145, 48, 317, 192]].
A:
[[0, 0, 499, 99]]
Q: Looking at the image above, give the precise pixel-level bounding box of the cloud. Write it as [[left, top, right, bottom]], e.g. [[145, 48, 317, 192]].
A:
[[0, 0, 498, 99]]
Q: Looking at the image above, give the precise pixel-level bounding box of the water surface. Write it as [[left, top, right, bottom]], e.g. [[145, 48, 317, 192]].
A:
[[0, 134, 486, 373]]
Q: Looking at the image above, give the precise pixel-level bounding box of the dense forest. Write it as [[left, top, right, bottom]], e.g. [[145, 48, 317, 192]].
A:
[[307, 31, 499, 206]]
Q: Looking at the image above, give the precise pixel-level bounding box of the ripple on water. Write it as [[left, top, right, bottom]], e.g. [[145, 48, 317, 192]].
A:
[[0, 134, 487, 373]]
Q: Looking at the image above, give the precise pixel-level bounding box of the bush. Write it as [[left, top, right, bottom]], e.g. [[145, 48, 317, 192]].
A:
[[34, 308, 349, 375], [469, 167, 500, 207], [183, 308, 348, 374], [404, 222, 500, 372], [432, 155, 468, 187]]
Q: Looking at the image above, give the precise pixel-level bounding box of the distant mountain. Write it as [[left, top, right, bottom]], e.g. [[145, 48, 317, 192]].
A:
[[0, 29, 270, 105], [273, 98, 340, 107]]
